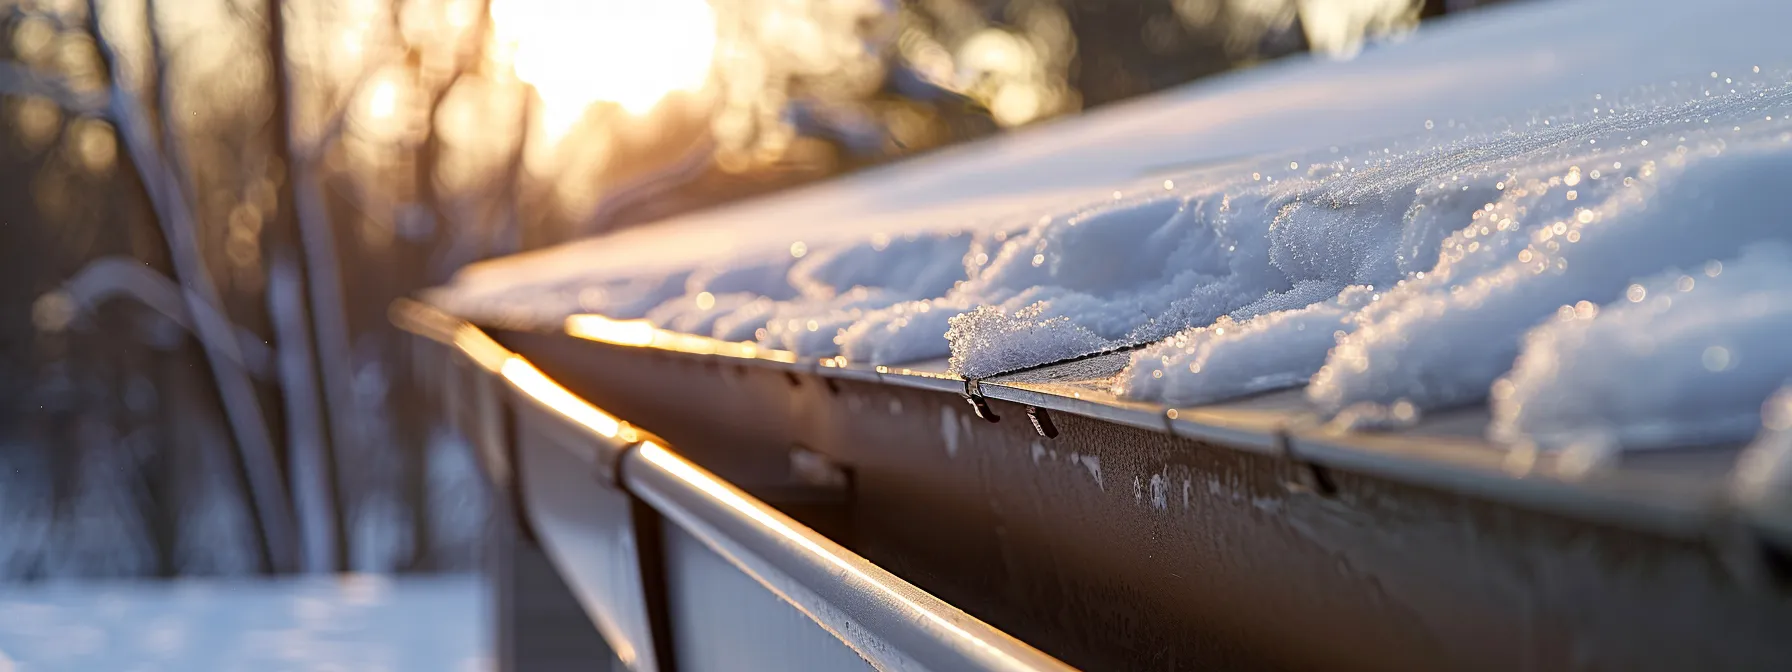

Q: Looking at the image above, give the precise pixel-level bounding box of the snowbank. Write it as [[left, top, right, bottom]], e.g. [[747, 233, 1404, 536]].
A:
[[0, 576, 485, 670]]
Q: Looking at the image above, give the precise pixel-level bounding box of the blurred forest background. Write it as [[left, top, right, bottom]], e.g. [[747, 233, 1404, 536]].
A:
[[0, 0, 1502, 579]]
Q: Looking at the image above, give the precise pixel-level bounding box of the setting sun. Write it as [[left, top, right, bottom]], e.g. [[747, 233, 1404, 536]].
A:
[[490, 0, 718, 135]]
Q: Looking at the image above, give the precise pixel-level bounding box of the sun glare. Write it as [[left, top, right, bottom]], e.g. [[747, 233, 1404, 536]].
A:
[[490, 0, 718, 136]]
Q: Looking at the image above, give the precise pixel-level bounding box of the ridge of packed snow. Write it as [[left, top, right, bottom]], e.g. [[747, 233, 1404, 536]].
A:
[[1307, 90, 1792, 421], [1489, 243, 1792, 451]]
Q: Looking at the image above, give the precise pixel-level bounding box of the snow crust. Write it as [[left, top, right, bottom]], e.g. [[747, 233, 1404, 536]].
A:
[[1489, 243, 1792, 451], [429, 0, 1792, 452], [1306, 93, 1792, 422]]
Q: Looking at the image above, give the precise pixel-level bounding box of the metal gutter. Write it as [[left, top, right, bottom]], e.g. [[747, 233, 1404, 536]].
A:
[[392, 300, 1076, 672], [624, 440, 1076, 672], [399, 301, 1792, 669], [540, 308, 1789, 550]]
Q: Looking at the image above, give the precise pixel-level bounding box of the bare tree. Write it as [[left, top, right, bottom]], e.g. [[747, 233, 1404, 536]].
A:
[[85, 0, 297, 573], [2, 0, 514, 576]]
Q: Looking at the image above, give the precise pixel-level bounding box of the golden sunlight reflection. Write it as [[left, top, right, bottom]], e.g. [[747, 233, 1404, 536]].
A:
[[453, 324, 513, 372], [489, 0, 718, 136], [564, 314, 658, 347], [565, 314, 798, 363], [501, 356, 623, 438]]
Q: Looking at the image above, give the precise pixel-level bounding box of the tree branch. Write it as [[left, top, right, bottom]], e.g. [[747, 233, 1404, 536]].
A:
[[88, 0, 297, 573], [0, 61, 107, 113], [58, 256, 275, 379], [270, 0, 362, 572]]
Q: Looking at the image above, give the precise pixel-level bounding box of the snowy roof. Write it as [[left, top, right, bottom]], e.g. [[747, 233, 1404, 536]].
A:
[[431, 0, 1792, 459]]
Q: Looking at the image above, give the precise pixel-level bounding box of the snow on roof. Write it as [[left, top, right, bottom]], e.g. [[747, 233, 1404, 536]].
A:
[[432, 0, 1792, 453]]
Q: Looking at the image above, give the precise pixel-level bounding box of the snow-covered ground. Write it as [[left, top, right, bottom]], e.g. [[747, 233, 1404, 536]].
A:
[[430, 0, 1792, 454], [0, 575, 487, 671]]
